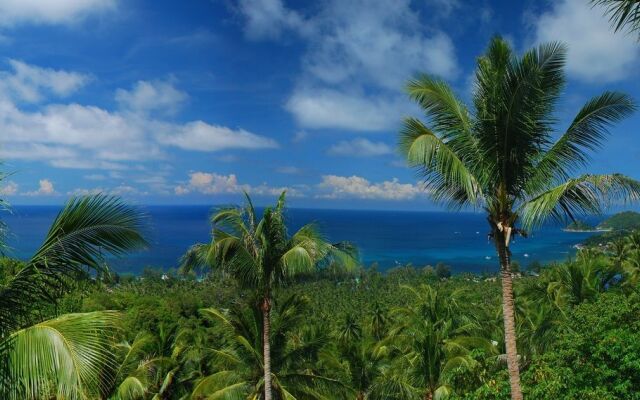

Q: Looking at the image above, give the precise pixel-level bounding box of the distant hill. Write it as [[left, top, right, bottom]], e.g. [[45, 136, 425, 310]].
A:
[[597, 211, 640, 231], [579, 211, 640, 248], [564, 220, 596, 232]]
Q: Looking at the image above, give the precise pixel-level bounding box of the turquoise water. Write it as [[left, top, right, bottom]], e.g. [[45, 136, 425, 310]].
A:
[[2, 206, 602, 274]]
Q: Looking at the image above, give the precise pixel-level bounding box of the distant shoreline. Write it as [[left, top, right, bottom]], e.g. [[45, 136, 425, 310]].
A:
[[562, 228, 611, 233]]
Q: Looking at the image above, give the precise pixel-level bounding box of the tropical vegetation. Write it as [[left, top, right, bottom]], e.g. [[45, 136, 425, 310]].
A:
[[398, 36, 640, 399], [3, 17, 640, 399], [0, 194, 147, 399], [4, 227, 638, 399]]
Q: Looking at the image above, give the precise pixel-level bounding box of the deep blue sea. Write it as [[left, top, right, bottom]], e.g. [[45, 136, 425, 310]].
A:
[[1, 206, 603, 275]]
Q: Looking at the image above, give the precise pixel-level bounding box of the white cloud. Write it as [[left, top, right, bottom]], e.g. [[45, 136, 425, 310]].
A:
[[532, 0, 640, 82], [0, 59, 90, 103], [67, 185, 143, 197], [174, 171, 303, 197], [116, 80, 188, 115], [237, 0, 307, 40], [304, 11, 457, 89], [0, 180, 17, 195], [318, 175, 423, 200], [250, 182, 304, 197], [0, 143, 77, 160], [160, 121, 278, 152], [185, 171, 241, 194], [0, 61, 277, 170], [237, 0, 459, 132], [50, 158, 129, 170], [0, 101, 160, 167], [0, 0, 117, 27], [25, 179, 56, 196], [328, 138, 392, 157], [286, 89, 405, 131], [174, 185, 189, 195]]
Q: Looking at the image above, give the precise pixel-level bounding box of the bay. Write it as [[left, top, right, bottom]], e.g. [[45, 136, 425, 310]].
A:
[[1, 205, 602, 274]]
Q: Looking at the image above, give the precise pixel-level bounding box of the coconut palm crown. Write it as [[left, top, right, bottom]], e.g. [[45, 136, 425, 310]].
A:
[[0, 194, 148, 399], [399, 36, 640, 399], [182, 191, 358, 400]]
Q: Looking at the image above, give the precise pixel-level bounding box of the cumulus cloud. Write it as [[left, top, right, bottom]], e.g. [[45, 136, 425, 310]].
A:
[[532, 0, 640, 82], [25, 179, 56, 196], [0, 100, 159, 167], [328, 138, 392, 157], [0, 61, 278, 170], [0, 181, 18, 195], [0, 59, 90, 103], [160, 121, 278, 152], [116, 80, 188, 115], [286, 89, 406, 131], [0, 0, 117, 27], [176, 172, 242, 195], [237, 0, 459, 131], [237, 0, 307, 39], [318, 175, 423, 200], [174, 171, 303, 197]]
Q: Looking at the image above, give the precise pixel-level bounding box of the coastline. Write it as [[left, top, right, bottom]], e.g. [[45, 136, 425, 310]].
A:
[[562, 228, 611, 233]]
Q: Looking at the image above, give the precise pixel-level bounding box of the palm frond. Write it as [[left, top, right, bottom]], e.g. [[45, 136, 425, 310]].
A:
[[0, 194, 147, 334], [114, 376, 147, 400], [0, 311, 120, 400], [406, 74, 473, 141], [32, 194, 148, 267], [179, 243, 211, 275], [190, 371, 248, 400], [399, 117, 481, 207], [531, 92, 636, 187], [519, 174, 640, 230], [591, 0, 640, 35]]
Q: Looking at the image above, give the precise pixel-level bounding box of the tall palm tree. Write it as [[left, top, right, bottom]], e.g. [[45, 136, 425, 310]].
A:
[[591, 0, 640, 37], [193, 294, 343, 399], [398, 37, 640, 399], [0, 194, 148, 399], [183, 191, 358, 400]]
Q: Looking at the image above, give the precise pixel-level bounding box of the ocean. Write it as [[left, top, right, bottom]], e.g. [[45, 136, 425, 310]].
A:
[[1, 205, 602, 275]]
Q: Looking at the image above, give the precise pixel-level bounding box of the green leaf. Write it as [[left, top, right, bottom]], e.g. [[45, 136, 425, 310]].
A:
[[1, 311, 120, 400]]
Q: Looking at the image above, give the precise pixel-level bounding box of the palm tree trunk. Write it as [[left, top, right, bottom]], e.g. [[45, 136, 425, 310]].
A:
[[261, 296, 273, 400], [496, 235, 523, 400]]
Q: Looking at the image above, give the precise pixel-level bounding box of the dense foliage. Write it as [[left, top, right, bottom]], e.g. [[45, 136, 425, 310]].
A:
[[597, 210, 640, 230], [11, 225, 632, 399], [398, 34, 640, 399], [0, 195, 148, 399]]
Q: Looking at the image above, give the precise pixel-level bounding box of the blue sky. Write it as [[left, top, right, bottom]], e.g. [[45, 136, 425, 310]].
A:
[[0, 0, 638, 209]]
